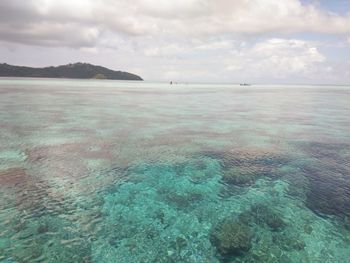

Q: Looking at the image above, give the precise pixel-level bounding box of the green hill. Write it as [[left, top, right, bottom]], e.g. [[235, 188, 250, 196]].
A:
[[0, 62, 143, 81]]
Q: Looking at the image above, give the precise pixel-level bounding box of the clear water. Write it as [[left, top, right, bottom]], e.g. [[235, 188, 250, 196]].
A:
[[0, 78, 350, 262]]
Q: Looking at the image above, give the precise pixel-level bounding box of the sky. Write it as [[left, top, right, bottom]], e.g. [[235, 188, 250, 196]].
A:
[[1, 0, 350, 84]]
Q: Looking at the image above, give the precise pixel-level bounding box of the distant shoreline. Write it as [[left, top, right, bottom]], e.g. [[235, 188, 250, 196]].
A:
[[0, 62, 143, 81]]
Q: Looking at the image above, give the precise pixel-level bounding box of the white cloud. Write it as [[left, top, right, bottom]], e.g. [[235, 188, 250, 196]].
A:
[[79, 47, 99, 54], [144, 44, 185, 57], [132, 38, 329, 82], [195, 40, 233, 50], [225, 39, 325, 79]]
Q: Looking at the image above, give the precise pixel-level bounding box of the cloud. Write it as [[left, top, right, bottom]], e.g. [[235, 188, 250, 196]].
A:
[[144, 44, 186, 57], [1, 0, 350, 84], [1, 0, 350, 48], [129, 37, 329, 82], [0, 0, 100, 47], [195, 40, 233, 50], [225, 39, 326, 79]]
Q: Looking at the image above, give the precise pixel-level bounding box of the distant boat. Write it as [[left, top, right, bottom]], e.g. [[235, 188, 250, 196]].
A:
[[240, 83, 251, 86]]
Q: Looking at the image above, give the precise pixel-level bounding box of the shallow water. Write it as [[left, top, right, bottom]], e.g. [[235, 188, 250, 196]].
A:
[[0, 78, 350, 262]]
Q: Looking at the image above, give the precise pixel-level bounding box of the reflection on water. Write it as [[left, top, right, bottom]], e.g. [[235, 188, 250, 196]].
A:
[[0, 79, 350, 262]]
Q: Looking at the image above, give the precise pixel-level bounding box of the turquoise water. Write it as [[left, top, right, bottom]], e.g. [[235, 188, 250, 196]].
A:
[[0, 79, 350, 262]]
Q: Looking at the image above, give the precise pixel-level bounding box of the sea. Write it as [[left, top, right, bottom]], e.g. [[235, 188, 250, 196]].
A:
[[0, 78, 349, 262]]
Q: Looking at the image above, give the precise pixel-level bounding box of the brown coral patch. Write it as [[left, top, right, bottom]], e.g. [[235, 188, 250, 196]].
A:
[[0, 167, 27, 186], [210, 219, 252, 257]]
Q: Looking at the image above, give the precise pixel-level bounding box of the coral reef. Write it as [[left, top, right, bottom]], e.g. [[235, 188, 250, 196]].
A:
[[239, 204, 286, 232], [210, 219, 252, 256], [1, 81, 350, 263], [203, 148, 290, 173], [93, 160, 223, 262], [204, 148, 292, 189], [222, 166, 261, 186], [299, 142, 350, 230]]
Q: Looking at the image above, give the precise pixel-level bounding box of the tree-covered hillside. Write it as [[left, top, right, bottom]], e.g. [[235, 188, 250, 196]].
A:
[[0, 63, 143, 81]]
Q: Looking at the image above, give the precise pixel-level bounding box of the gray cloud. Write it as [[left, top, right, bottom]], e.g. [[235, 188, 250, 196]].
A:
[[1, 0, 350, 48]]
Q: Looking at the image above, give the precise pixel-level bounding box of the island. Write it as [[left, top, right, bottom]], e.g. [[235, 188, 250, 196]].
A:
[[0, 62, 143, 81]]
